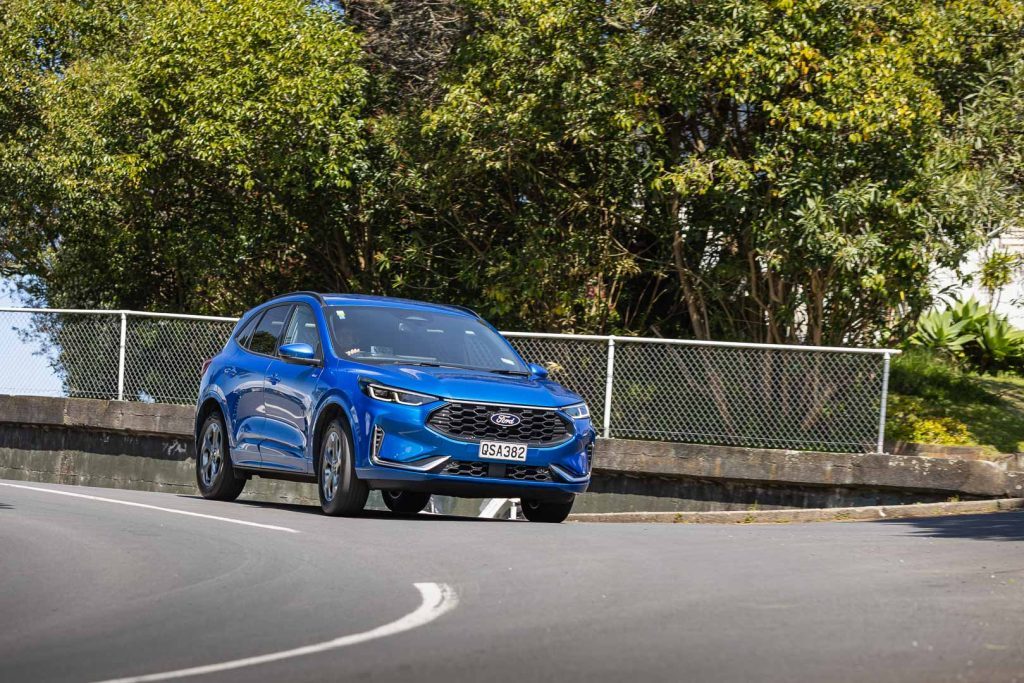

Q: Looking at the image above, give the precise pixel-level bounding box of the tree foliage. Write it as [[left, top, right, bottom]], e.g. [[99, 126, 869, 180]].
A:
[[2, 0, 367, 313], [2, 0, 1023, 343]]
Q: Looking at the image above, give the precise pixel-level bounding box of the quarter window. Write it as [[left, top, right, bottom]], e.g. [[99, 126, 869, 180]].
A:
[[249, 305, 291, 356], [235, 314, 261, 350]]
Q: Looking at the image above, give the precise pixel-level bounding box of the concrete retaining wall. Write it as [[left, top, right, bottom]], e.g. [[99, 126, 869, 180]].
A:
[[1, 395, 1022, 511], [0, 396, 318, 505], [597, 439, 1024, 499]]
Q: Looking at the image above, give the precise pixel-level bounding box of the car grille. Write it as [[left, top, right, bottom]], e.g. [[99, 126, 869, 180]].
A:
[[427, 403, 572, 445], [441, 460, 553, 483]]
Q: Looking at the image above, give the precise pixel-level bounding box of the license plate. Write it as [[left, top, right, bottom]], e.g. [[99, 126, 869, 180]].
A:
[[478, 441, 528, 462]]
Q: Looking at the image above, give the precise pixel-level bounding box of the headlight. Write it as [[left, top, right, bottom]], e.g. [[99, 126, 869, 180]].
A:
[[362, 382, 437, 406], [563, 402, 590, 420]]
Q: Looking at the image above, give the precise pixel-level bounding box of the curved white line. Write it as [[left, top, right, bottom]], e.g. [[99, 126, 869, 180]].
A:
[[0, 482, 298, 533], [93, 583, 458, 683]]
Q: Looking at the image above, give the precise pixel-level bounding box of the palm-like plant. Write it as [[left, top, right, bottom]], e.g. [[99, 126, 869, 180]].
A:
[[909, 309, 976, 355], [970, 315, 1024, 374], [948, 297, 991, 332], [910, 297, 1024, 375]]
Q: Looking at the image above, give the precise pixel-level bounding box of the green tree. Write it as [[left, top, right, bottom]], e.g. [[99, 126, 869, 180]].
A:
[[416, 0, 1024, 341], [3, 0, 1024, 347], [2, 0, 368, 313]]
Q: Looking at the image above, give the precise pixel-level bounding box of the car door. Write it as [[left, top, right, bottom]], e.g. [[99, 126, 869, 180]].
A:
[[219, 312, 269, 468], [227, 304, 292, 467], [260, 303, 324, 474]]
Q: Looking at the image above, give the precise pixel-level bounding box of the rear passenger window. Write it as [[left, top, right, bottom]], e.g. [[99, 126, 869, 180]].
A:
[[235, 314, 261, 349], [249, 305, 291, 356]]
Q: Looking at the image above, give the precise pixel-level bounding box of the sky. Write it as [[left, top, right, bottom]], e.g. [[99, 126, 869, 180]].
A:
[[0, 279, 64, 396]]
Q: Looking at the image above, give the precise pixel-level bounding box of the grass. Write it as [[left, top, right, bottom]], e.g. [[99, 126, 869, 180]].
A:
[[886, 350, 1024, 454]]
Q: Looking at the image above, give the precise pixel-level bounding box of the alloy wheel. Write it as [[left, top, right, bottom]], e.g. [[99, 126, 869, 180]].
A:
[[321, 430, 341, 503], [200, 421, 223, 488]]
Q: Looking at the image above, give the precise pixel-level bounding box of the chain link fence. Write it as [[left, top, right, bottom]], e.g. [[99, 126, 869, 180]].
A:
[[0, 307, 897, 452]]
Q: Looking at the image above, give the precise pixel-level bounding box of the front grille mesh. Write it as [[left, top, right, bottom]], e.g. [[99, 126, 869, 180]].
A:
[[507, 465, 552, 482], [442, 460, 488, 477], [428, 403, 571, 445], [441, 460, 553, 482]]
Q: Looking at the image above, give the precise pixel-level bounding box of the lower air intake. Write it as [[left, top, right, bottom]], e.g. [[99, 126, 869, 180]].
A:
[[441, 460, 552, 482], [442, 460, 488, 477]]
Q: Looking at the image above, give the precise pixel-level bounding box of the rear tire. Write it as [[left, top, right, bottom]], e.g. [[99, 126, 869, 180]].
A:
[[318, 419, 368, 516], [196, 412, 246, 501], [382, 491, 431, 515], [521, 498, 573, 523]]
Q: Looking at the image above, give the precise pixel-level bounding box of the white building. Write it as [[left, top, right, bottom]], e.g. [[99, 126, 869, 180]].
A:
[[932, 228, 1024, 327]]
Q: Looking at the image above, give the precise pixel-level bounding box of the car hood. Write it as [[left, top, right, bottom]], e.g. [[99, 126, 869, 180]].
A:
[[368, 365, 583, 408]]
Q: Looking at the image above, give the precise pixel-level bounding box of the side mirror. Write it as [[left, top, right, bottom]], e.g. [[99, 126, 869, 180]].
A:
[[528, 362, 549, 380], [279, 343, 319, 365]]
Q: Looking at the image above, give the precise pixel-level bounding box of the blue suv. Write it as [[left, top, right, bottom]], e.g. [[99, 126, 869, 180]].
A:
[[194, 292, 594, 522]]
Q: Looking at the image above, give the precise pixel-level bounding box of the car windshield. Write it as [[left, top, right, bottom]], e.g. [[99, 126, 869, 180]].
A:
[[327, 305, 529, 374]]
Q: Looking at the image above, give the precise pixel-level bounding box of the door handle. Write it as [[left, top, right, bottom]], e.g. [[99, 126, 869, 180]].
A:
[[268, 373, 281, 385]]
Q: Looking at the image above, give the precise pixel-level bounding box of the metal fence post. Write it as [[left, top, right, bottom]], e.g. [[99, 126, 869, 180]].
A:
[[602, 337, 616, 439], [117, 312, 127, 401], [876, 351, 891, 454]]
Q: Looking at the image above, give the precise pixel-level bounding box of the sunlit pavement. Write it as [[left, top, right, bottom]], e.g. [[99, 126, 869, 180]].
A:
[[2, 480, 1023, 683]]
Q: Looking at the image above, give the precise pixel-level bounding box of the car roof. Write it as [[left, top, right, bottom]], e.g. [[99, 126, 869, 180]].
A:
[[261, 292, 478, 319]]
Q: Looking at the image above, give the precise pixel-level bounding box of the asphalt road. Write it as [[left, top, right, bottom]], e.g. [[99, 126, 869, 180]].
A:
[[1, 479, 1023, 683]]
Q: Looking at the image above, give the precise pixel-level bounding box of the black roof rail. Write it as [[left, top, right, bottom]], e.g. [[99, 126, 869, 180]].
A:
[[265, 291, 327, 306]]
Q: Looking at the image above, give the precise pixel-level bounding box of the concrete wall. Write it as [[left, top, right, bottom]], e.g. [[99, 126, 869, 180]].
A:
[[1, 395, 1022, 512], [596, 439, 1024, 499], [0, 395, 318, 505]]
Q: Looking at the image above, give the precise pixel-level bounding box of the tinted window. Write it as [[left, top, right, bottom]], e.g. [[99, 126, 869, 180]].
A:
[[235, 314, 261, 349], [327, 305, 528, 374], [249, 305, 291, 356], [280, 305, 321, 356]]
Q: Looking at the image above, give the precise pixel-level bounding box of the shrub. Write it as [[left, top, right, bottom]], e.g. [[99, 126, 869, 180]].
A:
[[886, 396, 972, 446]]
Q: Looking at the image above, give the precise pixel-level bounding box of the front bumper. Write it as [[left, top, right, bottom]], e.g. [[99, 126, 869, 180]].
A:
[[354, 400, 594, 499]]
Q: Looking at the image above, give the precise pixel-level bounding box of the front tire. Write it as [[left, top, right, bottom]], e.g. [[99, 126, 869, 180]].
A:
[[318, 420, 368, 516], [521, 498, 573, 523], [196, 412, 246, 501], [382, 490, 431, 515]]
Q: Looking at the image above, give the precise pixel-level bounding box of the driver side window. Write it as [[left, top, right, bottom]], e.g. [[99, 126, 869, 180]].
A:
[[281, 305, 322, 357]]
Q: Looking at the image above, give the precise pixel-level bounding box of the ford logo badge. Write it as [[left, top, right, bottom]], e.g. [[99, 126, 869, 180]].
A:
[[490, 412, 522, 427]]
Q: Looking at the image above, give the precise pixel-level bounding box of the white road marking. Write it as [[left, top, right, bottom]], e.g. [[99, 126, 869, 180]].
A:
[[0, 482, 299, 533], [479, 497, 511, 519], [93, 582, 458, 682]]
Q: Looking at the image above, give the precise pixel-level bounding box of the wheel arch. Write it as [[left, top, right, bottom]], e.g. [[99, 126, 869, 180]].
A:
[[194, 395, 227, 449], [310, 394, 358, 474]]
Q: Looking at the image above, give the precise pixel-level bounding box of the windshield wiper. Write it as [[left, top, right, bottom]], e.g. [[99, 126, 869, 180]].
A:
[[396, 360, 529, 376], [396, 361, 467, 370]]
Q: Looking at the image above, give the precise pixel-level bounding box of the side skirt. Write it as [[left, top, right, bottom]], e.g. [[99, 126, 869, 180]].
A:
[[234, 466, 318, 484]]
